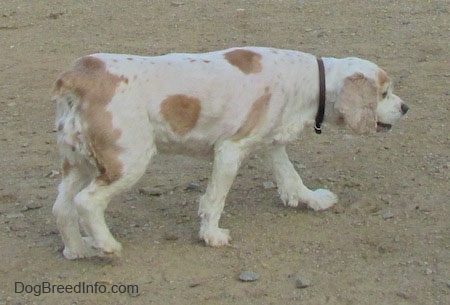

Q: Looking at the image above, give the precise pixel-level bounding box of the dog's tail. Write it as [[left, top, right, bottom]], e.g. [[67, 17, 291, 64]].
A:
[[53, 72, 92, 168]]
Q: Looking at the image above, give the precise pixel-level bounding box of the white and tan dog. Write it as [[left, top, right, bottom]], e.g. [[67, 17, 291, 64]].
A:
[[52, 47, 408, 259]]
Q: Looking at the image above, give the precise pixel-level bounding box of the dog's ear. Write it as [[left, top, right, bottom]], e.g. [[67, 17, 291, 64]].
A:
[[336, 73, 378, 134]]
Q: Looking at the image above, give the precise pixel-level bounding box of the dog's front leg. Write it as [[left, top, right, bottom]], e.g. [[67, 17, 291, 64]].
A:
[[198, 141, 247, 247], [270, 145, 337, 210]]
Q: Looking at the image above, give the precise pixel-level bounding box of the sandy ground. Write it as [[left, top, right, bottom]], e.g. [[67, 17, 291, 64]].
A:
[[0, 0, 449, 304]]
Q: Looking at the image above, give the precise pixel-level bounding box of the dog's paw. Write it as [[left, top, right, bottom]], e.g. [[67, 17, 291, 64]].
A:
[[90, 237, 123, 258], [200, 228, 231, 247], [278, 191, 300, 207], [61, 237, 122, 260], [61, 237, 104, 260], [307, 189, 338, 211], [62, 247, 90, 260]]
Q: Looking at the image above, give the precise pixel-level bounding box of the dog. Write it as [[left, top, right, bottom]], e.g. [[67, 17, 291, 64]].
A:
[[52, 47, 408, 259]]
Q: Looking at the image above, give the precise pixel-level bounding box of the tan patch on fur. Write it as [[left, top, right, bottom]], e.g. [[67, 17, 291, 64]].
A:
[[54, 56, 127, 185], [224, 49, 262, 74], [338, 73, 378, 134], [376, 69, 390, 95], [62, 158, 73, 176], [232, 87, 271, 140], [160, 94, 201, 136]]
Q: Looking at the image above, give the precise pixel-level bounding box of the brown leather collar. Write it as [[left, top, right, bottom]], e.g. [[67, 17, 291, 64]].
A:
[[315, 57, 326, 134]]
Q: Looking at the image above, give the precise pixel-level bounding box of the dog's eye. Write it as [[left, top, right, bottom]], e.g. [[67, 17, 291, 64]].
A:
[[382, 91, 388, 98]]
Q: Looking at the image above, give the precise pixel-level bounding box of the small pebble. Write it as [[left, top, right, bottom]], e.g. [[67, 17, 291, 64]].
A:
[[396, 291, 410, 299], [22, 201, 43, 211], [163, 233, 179, 241], [239, 270, 259, 282], [189, 277, 202, 288], [98, 279, 113, 285], [46, 170, 60, 178], [262, 181, 276, 189], [295, 275, 311, 289], [139, 187, 164, 196], [171, 1, 184, 7], [185, 182, 201, 192], [382, 210, 394, 220]]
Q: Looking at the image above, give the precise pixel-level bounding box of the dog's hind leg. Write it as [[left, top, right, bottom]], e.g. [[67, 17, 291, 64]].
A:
[[52, 160, 104, 259], [73, 139, 157, 258]]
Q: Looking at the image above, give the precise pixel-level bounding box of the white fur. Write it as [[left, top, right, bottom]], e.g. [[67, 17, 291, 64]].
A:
[[52, 47, 408, 259]]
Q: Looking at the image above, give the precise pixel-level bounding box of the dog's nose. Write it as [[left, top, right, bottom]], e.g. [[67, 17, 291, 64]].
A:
[[401, 103, 409, 115]]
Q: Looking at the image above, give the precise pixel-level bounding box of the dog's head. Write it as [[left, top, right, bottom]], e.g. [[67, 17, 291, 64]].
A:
[[332, 60, 408, 134]]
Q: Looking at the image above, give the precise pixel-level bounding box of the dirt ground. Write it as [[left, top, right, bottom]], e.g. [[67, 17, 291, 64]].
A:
[[1, 0, 449, 304]]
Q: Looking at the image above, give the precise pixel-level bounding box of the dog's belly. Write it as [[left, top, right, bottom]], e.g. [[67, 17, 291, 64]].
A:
[[154, 138, 214, 158]]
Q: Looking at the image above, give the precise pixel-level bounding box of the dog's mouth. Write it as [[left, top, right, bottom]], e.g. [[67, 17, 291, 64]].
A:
[[376, 122, 392, 132]]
